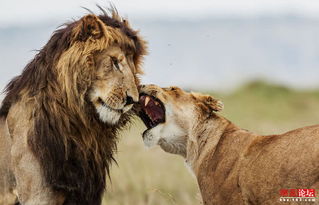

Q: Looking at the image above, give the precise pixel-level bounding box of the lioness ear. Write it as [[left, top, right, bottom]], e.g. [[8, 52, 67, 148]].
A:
[[193, 93, 224, 112], [76, 15, 104, 41], [204, 96, 224, 112]]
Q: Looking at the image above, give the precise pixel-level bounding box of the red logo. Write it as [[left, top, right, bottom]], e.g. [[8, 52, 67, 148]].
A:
[[279, 189, 316, 202], [279, 189, 316, 197]]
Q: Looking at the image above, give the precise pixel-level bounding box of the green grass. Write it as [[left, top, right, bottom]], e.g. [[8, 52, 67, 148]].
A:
[[102, 81, 319, 205], [215, 81, 319, 134]]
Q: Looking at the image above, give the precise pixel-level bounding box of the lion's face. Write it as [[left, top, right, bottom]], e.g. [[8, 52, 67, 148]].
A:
[[138, 85, 223, 156], [54, 14, 146, 125], [89, 45, 139, 124]]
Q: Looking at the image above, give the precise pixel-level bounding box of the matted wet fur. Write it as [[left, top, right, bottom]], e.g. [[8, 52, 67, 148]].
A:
[[0, 7, 147, 205], [138, 85, 319, 205]]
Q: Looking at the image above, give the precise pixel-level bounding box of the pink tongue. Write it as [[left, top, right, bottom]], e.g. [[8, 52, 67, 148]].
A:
[[147, 105, 162, 121]]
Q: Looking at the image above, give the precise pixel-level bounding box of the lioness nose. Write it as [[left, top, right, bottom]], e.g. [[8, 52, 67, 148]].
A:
[[125, 96, 135, 105]]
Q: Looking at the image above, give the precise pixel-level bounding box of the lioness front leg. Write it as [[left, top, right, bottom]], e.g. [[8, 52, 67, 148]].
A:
[[11, 138, 65, 205]]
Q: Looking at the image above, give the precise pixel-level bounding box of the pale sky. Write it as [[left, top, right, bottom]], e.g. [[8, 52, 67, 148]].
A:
[[2, 0, 319, 27]]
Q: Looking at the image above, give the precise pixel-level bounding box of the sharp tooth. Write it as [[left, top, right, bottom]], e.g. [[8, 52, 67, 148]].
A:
[[145, 96, 150, 106], [155, 101, 159, 106]]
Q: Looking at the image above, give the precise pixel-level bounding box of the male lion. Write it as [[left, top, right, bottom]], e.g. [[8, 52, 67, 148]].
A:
[[0, 8, 147, 205], [137, 84, 319, 205]]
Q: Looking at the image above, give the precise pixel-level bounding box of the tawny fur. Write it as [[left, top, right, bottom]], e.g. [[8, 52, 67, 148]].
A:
[[139, 84, 319, 205], [0, 8, 147, 205]]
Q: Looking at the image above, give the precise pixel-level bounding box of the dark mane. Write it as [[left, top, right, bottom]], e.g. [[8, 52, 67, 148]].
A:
[[0, 6, 146, 118], [0, 22, 76, 118], [0, 7, 146, 204]]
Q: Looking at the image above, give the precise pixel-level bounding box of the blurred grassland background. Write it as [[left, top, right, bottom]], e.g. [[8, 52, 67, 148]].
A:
[[102, 81, 319, 205]]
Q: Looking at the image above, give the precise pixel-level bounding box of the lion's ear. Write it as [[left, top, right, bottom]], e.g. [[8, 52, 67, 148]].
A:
[[76, 15, 104, 41]]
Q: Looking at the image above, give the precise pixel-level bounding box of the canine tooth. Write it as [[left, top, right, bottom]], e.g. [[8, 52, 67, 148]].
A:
[[155, 101, 159, 106], [145, 96, 150, 106]]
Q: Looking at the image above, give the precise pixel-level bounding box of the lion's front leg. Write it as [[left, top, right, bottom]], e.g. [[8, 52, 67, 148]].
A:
[[6, 103, 66, 205], [11, 136, 65, 205], [0, 118, 18, 205], [0, 172, 17, 205]]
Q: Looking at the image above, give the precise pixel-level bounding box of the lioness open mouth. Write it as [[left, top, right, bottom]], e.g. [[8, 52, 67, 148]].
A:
[[139, 94, 165, 129]]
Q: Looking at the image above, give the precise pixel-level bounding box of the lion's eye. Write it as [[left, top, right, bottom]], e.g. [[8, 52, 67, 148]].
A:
[[111, 57, 120, 70]]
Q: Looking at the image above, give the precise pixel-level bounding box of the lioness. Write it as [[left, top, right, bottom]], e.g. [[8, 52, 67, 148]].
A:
[[137, 84, 319, 205]]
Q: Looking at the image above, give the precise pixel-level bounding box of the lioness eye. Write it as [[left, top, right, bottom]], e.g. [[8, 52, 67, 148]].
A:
[[111, 57, 120, 70]]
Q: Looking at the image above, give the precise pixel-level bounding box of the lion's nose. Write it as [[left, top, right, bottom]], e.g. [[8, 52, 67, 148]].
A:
[[125, 96, 135, 106]]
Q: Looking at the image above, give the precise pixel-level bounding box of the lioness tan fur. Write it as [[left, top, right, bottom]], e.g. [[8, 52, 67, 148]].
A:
[[139, 84, 319, 205], [0, 8, 147, 205]]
